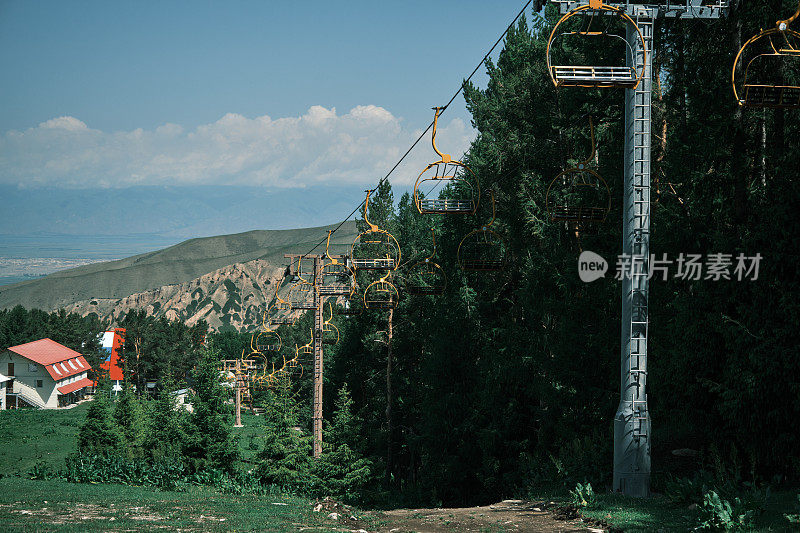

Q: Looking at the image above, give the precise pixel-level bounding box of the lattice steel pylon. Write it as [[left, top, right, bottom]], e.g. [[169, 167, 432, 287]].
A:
[[615, 7, 653, 498], [548, 0, 729, 498]]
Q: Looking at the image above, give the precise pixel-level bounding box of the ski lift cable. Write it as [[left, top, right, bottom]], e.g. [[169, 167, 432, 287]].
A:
[[290, 0, 536, 264]]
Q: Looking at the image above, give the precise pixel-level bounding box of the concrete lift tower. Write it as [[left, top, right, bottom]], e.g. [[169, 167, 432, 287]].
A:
[[546, 0, 730, 497]]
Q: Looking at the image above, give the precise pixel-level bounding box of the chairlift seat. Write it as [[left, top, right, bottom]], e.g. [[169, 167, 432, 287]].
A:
[[550, 205, 608, 222], [552, 65, 638, 88], [418, 198, 476, 214], [352, 258, 396, 270], [407, 285, 444, 296], [318, 284, 353, 295], [364, 299, 397, 310], [461, 258, 503, 271], [741, 84, 800, 108]]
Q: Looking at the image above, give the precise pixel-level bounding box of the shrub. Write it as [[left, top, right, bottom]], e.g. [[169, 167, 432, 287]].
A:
[[665, 471, 714, 505], [785, 494, 800, 525], [569, 482, 597, 509], [697, 490, 755, 531]]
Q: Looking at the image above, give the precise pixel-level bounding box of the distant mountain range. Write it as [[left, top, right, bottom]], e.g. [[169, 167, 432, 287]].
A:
[[0, 184, 404, 238], [0, 223, 358, 330]]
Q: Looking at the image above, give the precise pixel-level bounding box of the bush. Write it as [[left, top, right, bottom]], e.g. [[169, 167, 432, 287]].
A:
[[665, 472, 714, 505], [785, 494, 800, 525], [28, 461, 56, 480], [60, 452, 269, 494], [696, 490, 757, 531], [569, 482, 597, 509]]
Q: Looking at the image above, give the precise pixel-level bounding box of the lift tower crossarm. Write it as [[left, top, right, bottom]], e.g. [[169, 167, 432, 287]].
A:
[[549, 0, 729, 19]]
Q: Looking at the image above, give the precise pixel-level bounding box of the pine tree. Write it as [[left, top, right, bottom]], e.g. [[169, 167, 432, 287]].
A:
[[146, 375, 188, 461], [183, 346, 239, 472], [314, 384, 373, 501], [78, 381, 123, 454], [113, 382, 147, 458], [256, 382, 317, 492]]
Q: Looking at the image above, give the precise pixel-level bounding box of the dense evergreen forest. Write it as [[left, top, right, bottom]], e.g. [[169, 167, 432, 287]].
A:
[[285, 0, 799, 505]]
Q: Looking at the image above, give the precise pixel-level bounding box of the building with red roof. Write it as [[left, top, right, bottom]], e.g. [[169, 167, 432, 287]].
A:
[[1, 338, 92, 409]]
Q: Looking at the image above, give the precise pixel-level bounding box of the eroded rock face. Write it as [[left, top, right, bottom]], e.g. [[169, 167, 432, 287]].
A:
[[65, 258, 289, 332]]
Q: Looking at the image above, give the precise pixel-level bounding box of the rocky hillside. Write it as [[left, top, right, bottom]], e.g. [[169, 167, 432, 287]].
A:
[[64, 258, 290, 331], [0, 223, 357, 331]]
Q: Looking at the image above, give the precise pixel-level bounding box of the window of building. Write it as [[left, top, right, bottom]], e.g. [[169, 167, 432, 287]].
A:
[[28, 363, 37, 372], [36, 380, 43, 388]]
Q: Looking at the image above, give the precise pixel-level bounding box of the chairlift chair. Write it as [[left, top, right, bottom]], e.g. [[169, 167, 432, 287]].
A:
[[270, 316, 295, 326], [546, 0, 646, 89], [337, 284, 363, 316], [413, 107, 480, 214], [457, 190, 505, 272], [319, 230, 355, 296], [270, 279, 292, 314], [405, 229, 447, 296], [364, 273, 399, 310], [252, 330, 282, 353], [732, 3, 800, 109], [289, 279, 316, 310], [322, 303, 340, 345], [351, 189, 401, 271], [545, 117, 611, 229], [297, 336, 314, 357]]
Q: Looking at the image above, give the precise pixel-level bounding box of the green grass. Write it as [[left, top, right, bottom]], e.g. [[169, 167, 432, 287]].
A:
[[0, 404, 87, 476], [578, 491, 798, 532], [0, 478, 336, 532], [234, 411, 264, 465], [0, 407, 372, 531]]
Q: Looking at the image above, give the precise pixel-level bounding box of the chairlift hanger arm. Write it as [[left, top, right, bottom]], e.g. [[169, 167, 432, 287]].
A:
[[431, 107, 452, 164], [778, 0, 800, 30]]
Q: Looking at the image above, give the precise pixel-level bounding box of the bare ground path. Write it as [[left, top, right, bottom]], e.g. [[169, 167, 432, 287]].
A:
[[356, 500, 605, 533]]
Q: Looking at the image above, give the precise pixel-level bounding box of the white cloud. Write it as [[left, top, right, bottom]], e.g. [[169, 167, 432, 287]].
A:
[[0, 106, 474, 189], [38, 116, 89, 131]]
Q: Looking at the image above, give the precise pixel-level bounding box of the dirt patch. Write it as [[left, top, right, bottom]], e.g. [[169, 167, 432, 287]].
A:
[[7, 502, 168, 526], [374, 499, 603, 532]]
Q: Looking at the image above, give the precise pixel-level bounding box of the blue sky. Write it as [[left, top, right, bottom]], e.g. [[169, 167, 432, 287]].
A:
[[0, 1, 529, 134], [0, 0, 537, 233]]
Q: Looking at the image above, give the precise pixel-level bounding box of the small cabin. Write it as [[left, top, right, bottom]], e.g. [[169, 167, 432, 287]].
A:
[[0, 338, 93, 409]]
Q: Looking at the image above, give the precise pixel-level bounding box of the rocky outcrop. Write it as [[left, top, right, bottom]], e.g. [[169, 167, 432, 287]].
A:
[[65, 258, 288, 332]]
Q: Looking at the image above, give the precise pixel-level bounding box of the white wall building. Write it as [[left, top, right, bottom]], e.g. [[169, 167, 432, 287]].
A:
[[0, 338, 93, 409], [0, 373, 9, 410]]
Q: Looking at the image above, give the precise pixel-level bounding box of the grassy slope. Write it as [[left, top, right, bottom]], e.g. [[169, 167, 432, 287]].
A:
[[1, 402, 796, 531], [0, 404, 266, 477], [0, 478, 339, 533], [0, 406, 351, 532], [0, 405, 86, 476], [0, 222, 357, 311]]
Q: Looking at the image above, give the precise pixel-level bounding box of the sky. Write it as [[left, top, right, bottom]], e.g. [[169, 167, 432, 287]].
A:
[[0, 1, 536, 192]]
